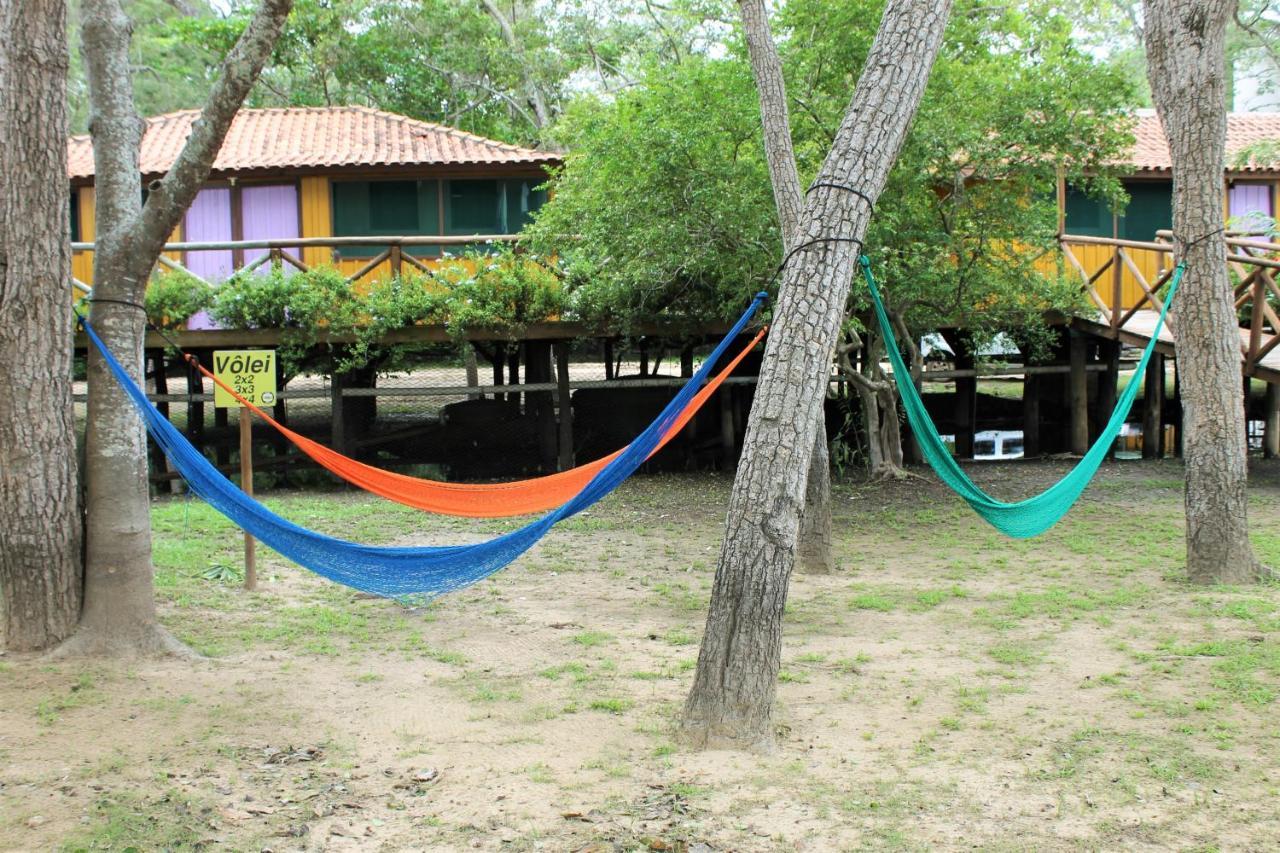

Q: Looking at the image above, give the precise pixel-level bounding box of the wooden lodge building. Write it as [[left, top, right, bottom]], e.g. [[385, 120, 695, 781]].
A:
[[67, 106, 561, 312], [65, 107, 1280, 473]]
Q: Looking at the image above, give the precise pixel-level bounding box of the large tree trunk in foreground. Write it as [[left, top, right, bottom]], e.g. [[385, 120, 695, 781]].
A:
[[0, 0, 82, 651], [681, 0, 952, 751], [737, 0, 834, 575], [1143, 0, 1264, 584], [63, 0, 292, 656]]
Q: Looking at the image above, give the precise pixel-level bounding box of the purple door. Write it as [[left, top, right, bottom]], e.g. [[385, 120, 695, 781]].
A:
[[241, 184, 300, 273], [1228, 183, 1273, 230], [184, 188, 234, 280], [184, 187, 233, 329]]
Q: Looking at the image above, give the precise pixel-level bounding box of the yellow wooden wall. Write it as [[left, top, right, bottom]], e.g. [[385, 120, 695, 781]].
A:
[[71, 186, 94, 285], [70, 186, 183, 288], [1039, 242, 1174, 310]]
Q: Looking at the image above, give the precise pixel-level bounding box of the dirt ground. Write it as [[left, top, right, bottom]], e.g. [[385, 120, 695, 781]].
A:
[[3, 460, 1280, 852]]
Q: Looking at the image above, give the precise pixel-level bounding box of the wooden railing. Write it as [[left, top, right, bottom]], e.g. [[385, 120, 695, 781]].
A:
[[70, 233, 522, 290], [1059, 232, 1280, 379]]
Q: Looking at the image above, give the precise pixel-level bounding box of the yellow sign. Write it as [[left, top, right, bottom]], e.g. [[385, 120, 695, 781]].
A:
[[212, 350, 277, 409]]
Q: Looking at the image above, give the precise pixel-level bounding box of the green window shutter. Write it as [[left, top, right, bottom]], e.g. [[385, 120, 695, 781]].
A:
[[1119, 182, 1172, 241], [369, 180, 420, 232], [70, 192, 80, 242], [1064, 185, 1112, 237], [503, 179, 548, 232], [445, 180, 503, 235], [332, 181, 371, 236]]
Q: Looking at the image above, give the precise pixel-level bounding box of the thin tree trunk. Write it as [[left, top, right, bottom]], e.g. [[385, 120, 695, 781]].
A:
[[0, 0, 82, 651], [1143, 0, 1265, 584], [63, 0, 292, 656], [681, 0, 952, 751], [737, 0, 834, 575]]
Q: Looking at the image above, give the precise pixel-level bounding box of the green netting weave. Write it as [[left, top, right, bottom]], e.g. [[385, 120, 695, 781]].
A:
[[862, 256, 1183, 538]]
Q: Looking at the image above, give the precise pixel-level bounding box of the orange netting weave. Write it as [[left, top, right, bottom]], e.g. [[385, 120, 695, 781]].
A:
[[192, 329, 765, 517]]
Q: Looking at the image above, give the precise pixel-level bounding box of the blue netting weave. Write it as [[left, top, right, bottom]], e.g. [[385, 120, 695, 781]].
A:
[[80, 293, 766, 598]]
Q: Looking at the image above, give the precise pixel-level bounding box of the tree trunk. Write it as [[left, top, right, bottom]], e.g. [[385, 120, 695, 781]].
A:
[[64, 0, 293, 656], [737, 0, 834, 575], [1143, 0, 1264, 584], [0, 0, 82, 651], [681, 0, 952, 751]]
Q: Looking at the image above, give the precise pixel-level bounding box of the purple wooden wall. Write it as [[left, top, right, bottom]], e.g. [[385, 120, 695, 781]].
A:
[[241, 184, 300, 272], [182, 184, 301, 328], [1229, 183, 1273, 225], [184, 188, 233, 330]]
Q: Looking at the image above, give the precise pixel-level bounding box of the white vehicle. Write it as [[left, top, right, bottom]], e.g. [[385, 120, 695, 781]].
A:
[[972, 430, 1024, 460]]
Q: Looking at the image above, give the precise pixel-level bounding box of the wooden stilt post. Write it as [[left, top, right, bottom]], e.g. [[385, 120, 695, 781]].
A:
[[719, 388, 737, 472], [330, 371, 346, 456], [555, 341, 574, 471], [525, 341, 557, 473], [1265, 381, 1279, 459], [240, 410, 256, 591], [1097, 339, 1120, 457], [1069, 331, 1089, 456], [149, 350, 171, 493], [1022, 370, 1040, 459], [1143, 353, 1165, 459], [943, 331, 976, 459]]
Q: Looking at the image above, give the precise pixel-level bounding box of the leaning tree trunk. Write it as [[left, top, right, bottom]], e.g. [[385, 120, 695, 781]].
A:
[[64, 0, 292, 656], [681, 0, 952, 751], [0, 0, 82, 651], [1143, 0, 1264, 584], [737, 0, 835, 574]]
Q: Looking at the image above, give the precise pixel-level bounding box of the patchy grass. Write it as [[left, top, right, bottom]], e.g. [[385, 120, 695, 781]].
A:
[[5, 461, 1280, 852]]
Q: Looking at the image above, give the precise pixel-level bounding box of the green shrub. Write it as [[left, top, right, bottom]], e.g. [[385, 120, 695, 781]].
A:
[[426, 247, 565, 338], [208, 266, 296, 329], [145, 268, 214, 330]]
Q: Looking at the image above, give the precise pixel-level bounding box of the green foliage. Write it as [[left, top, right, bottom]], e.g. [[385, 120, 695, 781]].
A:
[[533, 0, 1136, 339], [424, 247, 566, 338], [207, 266, 298, 330], [528, 57, 779, 329], [171, 251, 567, 372], [145, 268, 214, 330]]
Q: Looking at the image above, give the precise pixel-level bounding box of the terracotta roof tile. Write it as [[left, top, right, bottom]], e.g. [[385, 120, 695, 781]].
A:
[[1130, 110, 1280, 172], [67, 106, 559, 180]]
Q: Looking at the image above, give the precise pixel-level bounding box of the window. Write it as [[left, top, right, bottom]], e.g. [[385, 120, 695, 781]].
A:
[[1064, 186, 1112, 237], [331, 177, 547, 256], [1228, 182, 1273, 230], [1118, 181, 1172, 240], [332, 180, 439, 256], [445, 180, 503, 234]]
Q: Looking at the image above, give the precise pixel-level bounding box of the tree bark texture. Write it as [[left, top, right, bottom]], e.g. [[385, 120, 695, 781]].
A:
[[1143, 0, 1264, 584], [0, 0, 82, 651], [681, 0, 952, 750], [68, 0, 292, 655], [737, 0, 834, 575]]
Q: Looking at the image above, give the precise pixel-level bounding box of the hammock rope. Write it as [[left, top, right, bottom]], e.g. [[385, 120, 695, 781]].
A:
[[862, 256, 1184, 538], [79, 293, 768, 597], [183, 328, 767, 517]]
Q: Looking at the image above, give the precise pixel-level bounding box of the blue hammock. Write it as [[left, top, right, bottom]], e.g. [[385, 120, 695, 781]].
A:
[[81, 293, 767, 598]]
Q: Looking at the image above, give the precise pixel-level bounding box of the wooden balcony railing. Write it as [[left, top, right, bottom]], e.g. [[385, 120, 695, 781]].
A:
[[1059, 232, 1280, 380], [70, 233, 522, 291]]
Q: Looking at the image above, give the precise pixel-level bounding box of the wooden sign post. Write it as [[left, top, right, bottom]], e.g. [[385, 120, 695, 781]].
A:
[[213, 350, 277, 591]]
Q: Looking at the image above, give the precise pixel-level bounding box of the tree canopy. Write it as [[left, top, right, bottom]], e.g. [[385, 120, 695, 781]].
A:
[[530, 0, 1137, 339]]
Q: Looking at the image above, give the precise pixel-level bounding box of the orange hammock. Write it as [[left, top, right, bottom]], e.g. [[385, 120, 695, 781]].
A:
[[190, 329, 765, 517]]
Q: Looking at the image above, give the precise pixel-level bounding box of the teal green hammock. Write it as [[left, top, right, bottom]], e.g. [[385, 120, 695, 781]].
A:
[[862, 256, 1183, 538]]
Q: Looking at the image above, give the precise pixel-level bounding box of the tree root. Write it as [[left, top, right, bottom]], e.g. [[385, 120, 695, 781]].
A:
[[870, 463, 927, 482], [47, 623, 202, 661]]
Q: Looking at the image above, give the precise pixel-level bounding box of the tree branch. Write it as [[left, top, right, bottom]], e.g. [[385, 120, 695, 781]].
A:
[[737, 0, 803, 247], [134, 0, 293, 263]]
